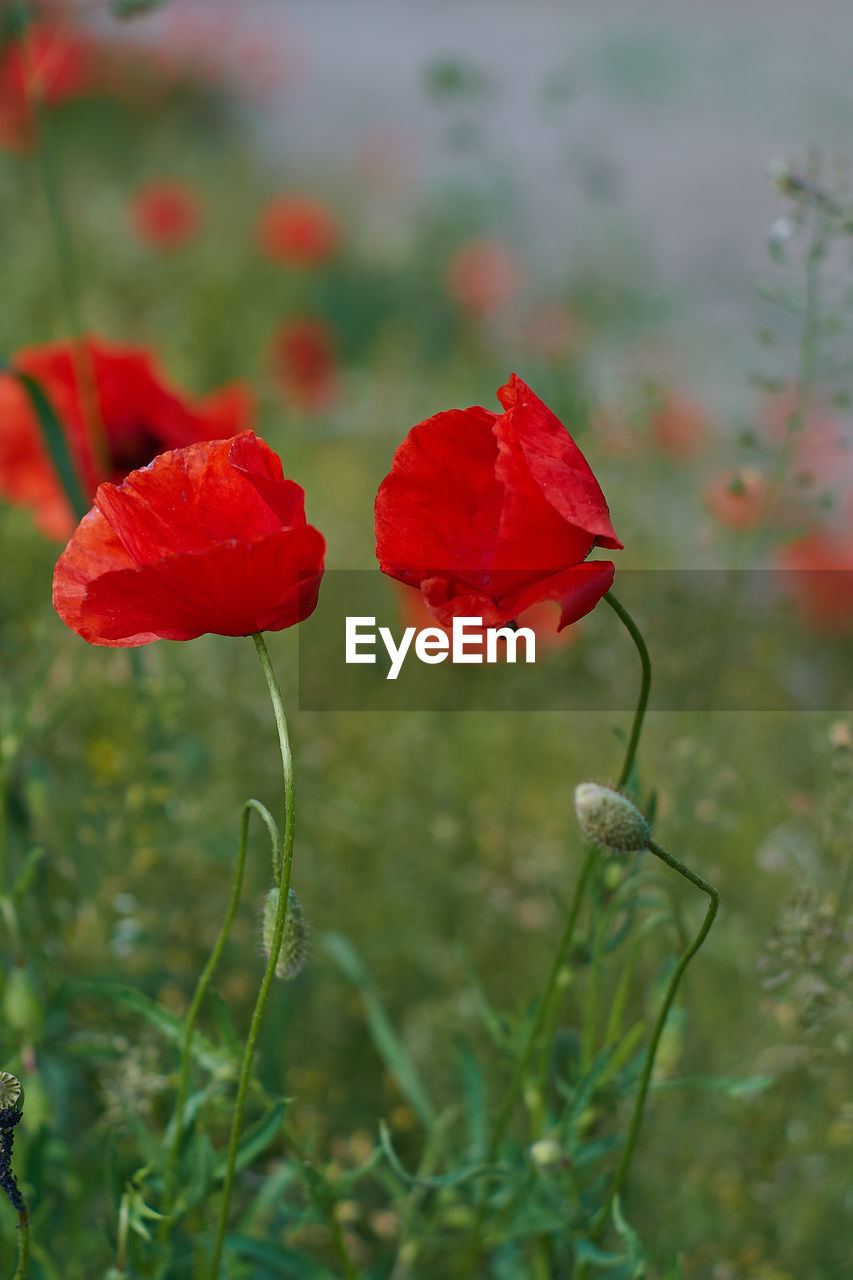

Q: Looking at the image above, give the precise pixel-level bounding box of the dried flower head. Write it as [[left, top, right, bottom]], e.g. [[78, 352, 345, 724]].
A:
[[0, 1073, 22, 1114]]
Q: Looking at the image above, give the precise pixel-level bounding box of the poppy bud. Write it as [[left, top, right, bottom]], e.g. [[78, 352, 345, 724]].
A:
[[261, 887, 308, 980], [573, 783, 650, 851]]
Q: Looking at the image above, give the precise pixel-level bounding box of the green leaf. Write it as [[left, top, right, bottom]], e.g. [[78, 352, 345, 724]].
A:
[[320, 932, 435, 1127], [650, 1072, 775, 1100], [572, 1237, 633, 1270], [12, 369, 89, 520], [455, 1035, 487, 1157], [213, 1099, 288, 1180], [378, 1119, 492, 1189], [611, 1195, 647, 1277], [224, 1234, 338, 1277], [71, 981, 233, 1077]]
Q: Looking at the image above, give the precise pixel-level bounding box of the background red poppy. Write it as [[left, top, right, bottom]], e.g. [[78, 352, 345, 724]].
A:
[[0, 337, 252, 539]]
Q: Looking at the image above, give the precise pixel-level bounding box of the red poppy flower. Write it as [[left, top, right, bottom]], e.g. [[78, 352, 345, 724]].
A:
[[445, 240, 520, 317], [0, 338, 252, 540], [0, 23, 94, 151], [649, 392, 708, 459], [704, 466, 765, 531], [778, 530, 853, 633], [375, 374, 622, 630], [52, 431, 325, 646], [256, 195, 340, 267], [271, 319, 338, 413], [128, 180, 202, 249]]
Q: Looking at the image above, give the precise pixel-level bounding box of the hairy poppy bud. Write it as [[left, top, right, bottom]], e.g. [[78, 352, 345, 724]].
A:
[[262, 887, 308, 980], [574, 783, 650, 851]]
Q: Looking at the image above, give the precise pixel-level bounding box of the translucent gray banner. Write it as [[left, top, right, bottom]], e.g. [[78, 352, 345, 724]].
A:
[[297, 570, 853, 711]]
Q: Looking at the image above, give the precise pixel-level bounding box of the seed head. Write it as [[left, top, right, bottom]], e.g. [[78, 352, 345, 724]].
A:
[[574, 783, 650, 851], [0, 1073, 22, 1114]]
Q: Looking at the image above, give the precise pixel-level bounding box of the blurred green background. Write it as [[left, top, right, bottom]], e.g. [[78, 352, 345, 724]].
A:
[[1, 1, 852, 1276]]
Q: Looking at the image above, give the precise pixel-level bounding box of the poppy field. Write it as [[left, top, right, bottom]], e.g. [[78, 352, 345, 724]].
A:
[[1, 3, 852, 1278]]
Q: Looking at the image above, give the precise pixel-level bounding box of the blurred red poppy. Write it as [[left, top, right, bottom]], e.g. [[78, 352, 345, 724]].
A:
[[271, 319, 338, 413], [445, 240, 519, 317], [128, 180, 202, 249], [779, 531, 853, 633], [256, 195, 339, 266], [0, 23, 94, 151], [649, 392, 708, 459], [704, 466, 765, 531], [375, 374, 622, 630], [52, 431, 325, 646], [0, 338, 252, 540]]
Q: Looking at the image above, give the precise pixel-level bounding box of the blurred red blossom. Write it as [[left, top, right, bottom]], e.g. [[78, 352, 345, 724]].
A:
[[375, 373, 621, 631], [445, 239, 520, 317], [779, 530, 853, 633], [523, 301, 583, 362], [271, 319, 338, 413], [0, 338, 252, 540], [0, 21, 94, 151], [257, 195, 340, 267], [649, 391, 708, 459], [52, 431, 325, 646], [704, 466, 766, 531], [128, 180, 202, 249]]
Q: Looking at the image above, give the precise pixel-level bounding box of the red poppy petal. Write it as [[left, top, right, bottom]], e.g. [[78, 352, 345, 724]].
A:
[[375, 406, 503, 585], [495, 374, 623, 550], [52, 504, 142, 641], [71, 524, 326, 645], [421, 560, 615, 632], [94, 432, 305, 563]]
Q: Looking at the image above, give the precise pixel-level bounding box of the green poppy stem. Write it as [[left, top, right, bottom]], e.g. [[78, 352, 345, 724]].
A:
[[588, 839, 719, 1242], [14, 1206, 29, 1280], [154, 799, 278, 1275], [208, 634, 297, 1278], [457, 590, 653, 1276]]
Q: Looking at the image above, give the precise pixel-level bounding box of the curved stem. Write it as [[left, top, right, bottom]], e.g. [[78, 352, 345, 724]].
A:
[[14, 1204, 29, 1280], [208, 634, 296, 1278], [588, 839, 718, 1240], [155, 800, 278, 1272], [602, 593, 651, 791]]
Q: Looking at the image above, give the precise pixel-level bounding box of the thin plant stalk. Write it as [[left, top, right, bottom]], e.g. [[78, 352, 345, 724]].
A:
[[154, 799, 278, 1272], [208, 633, 297, 1278], [14, 1205, 29, 1280], [457, 592, 652, 1275], [588, 838, 719, 1241], [15, 0, 108, 470], [531, 589, 651, 1124]]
